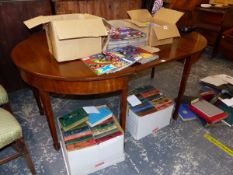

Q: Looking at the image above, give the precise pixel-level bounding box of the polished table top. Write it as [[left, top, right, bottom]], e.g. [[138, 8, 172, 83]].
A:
[[11, 31, 207, 150], [12, 31, 207, 83]]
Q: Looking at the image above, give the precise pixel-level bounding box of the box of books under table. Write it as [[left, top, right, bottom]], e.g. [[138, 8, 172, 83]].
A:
[[58, 105, 125, 175], [126, 85, 174, 140]]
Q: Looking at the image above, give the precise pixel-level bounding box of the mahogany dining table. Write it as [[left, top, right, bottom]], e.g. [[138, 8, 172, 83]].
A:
[[11, 31, 207, 150]]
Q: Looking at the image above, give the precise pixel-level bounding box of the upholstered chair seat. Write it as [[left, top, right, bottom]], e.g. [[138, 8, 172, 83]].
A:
[[0, 108, 35, 174], [0, 108, 22, 149], [0, 85, 8, 106]]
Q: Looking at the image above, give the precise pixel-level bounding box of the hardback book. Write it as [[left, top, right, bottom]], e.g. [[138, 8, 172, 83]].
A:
[[94, 128, 119, 139], [65, 134, 94, 145], [92, 122, 118, 137], [189, 99, 228, 124], [63, 125, 93, 142], [128, 85, 154, 96], [95, 131, 122, 144], [178, 104, 197, 121], [87, 105, 113, 127], [217, 102, 233, 127], [59, 108, 88, 132], [66, 138, 97, 151], [93, 115, 123, 140]]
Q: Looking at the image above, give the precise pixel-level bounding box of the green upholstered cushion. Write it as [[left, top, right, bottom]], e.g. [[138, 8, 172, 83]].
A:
[[0, 108, 22, 149], [0, 85, 9, 105]]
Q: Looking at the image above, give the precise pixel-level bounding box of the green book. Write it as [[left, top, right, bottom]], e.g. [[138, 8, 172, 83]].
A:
[[217, 102, 233, 127], [59, 108, 88, 132]]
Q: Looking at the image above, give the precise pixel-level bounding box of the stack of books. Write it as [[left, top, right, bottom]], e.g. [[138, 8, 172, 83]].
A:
[[127, 85, 173, 117], [58, 105, 123, 151], [82, 45, 159, 75], [178, 74, 233, 126], [107, 27, 147, 49]]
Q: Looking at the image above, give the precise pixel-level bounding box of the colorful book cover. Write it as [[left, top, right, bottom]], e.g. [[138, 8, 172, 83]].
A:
[[140, 88, 161, 99], [92, 122, 117, 136], [87, 105, 113, 127], [94, 128, 120, 139], [189, 99, 228, 124], [178, 104, 197, 121], [109, 27, 146, 41], [66, 138, 96, 151], [81, 53, 117, 75], [59, 108, 88, 132], [64, 134, 94, 145], [63, 127, 93, 142]]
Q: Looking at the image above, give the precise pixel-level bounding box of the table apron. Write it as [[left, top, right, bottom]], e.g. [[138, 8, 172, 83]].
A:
[[20, 71, 129, 95]]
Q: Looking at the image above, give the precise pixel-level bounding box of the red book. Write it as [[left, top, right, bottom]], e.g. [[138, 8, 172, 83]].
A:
[[189, 99, 228, 124], [66, 138, 96, 151], [95, 131, 122, 144]]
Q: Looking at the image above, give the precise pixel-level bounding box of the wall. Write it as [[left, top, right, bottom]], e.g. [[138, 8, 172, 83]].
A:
[[0, 0, 51, 92], [54, 0, 142, 19]]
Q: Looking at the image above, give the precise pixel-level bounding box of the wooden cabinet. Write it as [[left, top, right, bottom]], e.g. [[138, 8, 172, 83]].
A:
[[219, 27, 233, 59], [54, 0, 142, 19], [194, 6, 233, 56], [0, 0, 51, 92]]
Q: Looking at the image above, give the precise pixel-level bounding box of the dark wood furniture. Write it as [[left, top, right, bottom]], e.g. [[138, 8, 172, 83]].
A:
[[11, 31, 207, 150], [0, 0, 51, 92], [194, 5, 233, 57], [169, 0, 205, 28], [219, 27, 233, 59], [54, 0, 142, 19]]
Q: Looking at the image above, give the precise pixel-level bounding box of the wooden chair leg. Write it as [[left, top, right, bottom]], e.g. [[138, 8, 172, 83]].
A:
[[32, 87, 44, 115], [15, 138, 36, 175]]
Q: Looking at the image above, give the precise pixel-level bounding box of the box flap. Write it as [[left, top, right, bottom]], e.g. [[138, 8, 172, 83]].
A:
[[24, 16, 51, 29], [129, 20, 150, 27], [53, 18, 108, 40], [152, 24, 180, 40], [127, 9, 152, 23], [153, 8, 184, 24], [24, 13, 102, 29]]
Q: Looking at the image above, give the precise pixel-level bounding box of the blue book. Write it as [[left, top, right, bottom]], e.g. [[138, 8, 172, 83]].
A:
[[87, 105, 113, 127], [178, 104, 197, 121]]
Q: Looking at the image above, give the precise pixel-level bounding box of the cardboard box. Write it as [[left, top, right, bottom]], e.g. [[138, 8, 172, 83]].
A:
[[126, 104, 174, 140], [60, 136, 125, 175], [127, 8, 183, 46], [24, 14, 109, 62], [58, 116, 125, 175]]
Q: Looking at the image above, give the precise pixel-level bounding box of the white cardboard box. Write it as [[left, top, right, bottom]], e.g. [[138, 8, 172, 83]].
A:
[[126, 104, 174, 140], [58, 116, 125, 175], [24, 14, 109, 62]]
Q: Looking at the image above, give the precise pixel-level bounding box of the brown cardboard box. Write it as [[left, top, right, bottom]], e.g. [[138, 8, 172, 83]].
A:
[[127, 8, 184, 46], [24, 14, 109, 62]]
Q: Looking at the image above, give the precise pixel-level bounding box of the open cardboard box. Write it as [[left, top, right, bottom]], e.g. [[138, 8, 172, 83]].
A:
[[24, 14, 109, 62], [127, 8, 184, 46]]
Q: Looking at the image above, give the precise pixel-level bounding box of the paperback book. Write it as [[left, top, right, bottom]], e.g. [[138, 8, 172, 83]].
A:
[[86, 105, 113, 127], [82, 45, 159, 75], [107, 27, 147, 49]]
